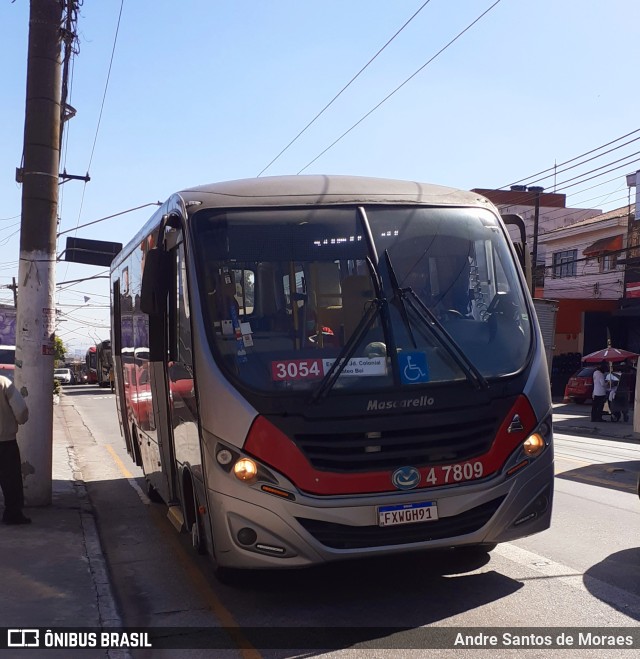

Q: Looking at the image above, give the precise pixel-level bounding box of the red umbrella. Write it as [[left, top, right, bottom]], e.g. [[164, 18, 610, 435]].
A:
[[582, 347, 638, 363]]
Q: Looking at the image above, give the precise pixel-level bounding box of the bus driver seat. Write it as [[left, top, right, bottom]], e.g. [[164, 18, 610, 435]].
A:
[[341, 275, 374, 342]]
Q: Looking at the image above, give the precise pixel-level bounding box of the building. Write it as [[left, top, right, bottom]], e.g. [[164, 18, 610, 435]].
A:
[[538, 204, 632, 355]]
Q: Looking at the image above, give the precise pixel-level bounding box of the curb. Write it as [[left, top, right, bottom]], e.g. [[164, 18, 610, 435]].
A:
[[56, 405, 133, 659]]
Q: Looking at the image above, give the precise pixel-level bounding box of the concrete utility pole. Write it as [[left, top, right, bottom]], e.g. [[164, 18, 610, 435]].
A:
[[15, 0, 63, 506]]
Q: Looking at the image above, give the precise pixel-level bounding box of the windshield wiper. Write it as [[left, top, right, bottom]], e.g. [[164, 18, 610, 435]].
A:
[[309, 287, 383, 403], [383, 249, 488, 391], [310, 206, 394, 403]]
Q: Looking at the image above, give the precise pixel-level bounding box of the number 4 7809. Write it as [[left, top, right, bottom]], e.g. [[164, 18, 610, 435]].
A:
[[425, 461, 484, 486]]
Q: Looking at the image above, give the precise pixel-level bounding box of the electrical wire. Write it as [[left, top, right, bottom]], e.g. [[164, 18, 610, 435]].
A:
[[59, 0, 125, 283], [297, 0, 503, 174], [257, 0, 434, 177], [501, 128, 640, 190]]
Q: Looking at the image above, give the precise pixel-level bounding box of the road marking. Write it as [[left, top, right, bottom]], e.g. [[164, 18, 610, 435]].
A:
[[495, 543, 640, 618], [105, 444, 150, 505], [104, 444, 260, 657], [145, 497, 262, 659], [556, 472, 636, 493], [554, 452, 637, 492]]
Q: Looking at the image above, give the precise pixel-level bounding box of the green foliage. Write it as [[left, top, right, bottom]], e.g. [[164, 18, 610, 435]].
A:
[[53, 378, 61, 395], [53, 336, 66, 366]]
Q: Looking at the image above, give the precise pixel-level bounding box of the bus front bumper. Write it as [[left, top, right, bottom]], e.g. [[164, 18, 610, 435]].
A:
[[207, 448, 554, 570]]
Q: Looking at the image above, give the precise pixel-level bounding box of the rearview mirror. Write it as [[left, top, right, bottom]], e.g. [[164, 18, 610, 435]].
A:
[[140, 248, 171, 315]]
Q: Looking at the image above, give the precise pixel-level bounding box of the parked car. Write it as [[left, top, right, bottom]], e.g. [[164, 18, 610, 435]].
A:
[[563, 365, 597, 404], [54, 368, 74, 385], [564, 363, 637, 405]]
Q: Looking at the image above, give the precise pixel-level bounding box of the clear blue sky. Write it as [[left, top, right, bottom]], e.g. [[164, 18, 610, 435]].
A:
[[1, 0, 639, 354]]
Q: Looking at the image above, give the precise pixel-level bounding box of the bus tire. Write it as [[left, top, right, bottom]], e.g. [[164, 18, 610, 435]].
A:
[[147, 481, 163, 504], [191, 514, 206, 555], [131, 426, 143, 467]]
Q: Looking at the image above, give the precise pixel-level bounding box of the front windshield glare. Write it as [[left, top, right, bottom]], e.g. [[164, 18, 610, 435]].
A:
[[193, 206, 531, 394]]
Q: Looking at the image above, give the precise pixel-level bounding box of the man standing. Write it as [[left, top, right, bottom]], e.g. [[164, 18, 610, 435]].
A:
[[0, 374, 30, 524], [591, 361, 608, 422]]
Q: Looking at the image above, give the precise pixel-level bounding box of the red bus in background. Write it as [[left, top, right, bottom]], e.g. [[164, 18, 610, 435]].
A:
[[85, 345, 98, 384]]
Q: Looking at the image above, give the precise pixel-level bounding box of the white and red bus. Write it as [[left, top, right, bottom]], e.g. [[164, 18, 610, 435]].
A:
[[110, 176, 553, 576], [85, 345, 98, 384]]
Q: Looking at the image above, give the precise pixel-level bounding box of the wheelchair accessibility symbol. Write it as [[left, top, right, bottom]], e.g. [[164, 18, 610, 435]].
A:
[[398, 352, 429, 384]]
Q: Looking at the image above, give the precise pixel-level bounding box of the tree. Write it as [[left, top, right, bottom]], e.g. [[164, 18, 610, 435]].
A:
[[54, 336, 66, 365]]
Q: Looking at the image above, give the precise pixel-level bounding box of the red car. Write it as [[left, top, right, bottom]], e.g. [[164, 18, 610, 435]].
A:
[[563, 366, 597, 404]]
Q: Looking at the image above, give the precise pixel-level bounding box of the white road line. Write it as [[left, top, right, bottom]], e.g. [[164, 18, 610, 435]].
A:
[[495, 543, 640, 619]]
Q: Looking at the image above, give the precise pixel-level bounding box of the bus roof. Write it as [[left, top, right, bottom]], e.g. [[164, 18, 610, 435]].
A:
[[178, 175, 493, 210], [112, 176, 497, 270]]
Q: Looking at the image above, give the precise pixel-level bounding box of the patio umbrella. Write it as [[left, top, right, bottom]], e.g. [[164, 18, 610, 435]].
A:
[[582, 347, 638, 363]]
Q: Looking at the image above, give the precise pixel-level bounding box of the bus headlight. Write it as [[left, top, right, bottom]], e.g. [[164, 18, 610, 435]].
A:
[[523, 432, 546, 457], [233, 458, 258, 482]]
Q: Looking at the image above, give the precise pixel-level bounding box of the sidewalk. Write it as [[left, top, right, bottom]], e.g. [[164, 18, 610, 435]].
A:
[[0, 395, 636, 649], [0, 401, 122, 640], [553, 399, 640, 443]]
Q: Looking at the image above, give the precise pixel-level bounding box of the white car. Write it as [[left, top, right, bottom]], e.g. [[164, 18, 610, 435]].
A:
[[54, 368, 73, 385]]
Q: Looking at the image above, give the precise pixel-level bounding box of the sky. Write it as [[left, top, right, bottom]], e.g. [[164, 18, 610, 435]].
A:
[[1, 0, 639, 356]]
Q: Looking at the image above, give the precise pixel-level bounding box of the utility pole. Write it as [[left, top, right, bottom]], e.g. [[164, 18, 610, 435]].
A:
[[15, 0, 63, 506], [529, 186, 544, 297]]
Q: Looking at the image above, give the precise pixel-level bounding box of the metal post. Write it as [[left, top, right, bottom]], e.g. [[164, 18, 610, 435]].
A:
[[15, 0, 63, 506], [628, 170, 640, 434], [529, 186, 544, 296]]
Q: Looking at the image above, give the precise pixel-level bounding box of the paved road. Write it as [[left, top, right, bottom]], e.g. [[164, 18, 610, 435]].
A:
[[62, 387, 640, 657]]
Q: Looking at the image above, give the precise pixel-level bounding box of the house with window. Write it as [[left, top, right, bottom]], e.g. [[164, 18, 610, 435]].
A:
[[538, 204, 632, 356]]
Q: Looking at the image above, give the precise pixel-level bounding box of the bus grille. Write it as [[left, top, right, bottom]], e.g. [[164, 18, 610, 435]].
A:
[[295, 497, 504, 549], [294, 416, 497, 472]]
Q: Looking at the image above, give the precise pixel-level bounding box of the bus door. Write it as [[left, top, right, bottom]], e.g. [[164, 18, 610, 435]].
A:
[[166, 238, 201, 492], [111, 278, 134, 460], [141, 218, 202, 531]]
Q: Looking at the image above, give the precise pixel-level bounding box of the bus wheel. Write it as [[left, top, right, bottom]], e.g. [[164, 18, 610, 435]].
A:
[[190, 493, 207, 555], [146, 481, 163, 504], [131, 426, 143, 467]]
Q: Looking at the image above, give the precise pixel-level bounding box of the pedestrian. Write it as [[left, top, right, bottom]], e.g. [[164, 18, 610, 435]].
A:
[[0, 374, 30, 524], [610, 360, 633, 422], [590, 360, 608, 422]]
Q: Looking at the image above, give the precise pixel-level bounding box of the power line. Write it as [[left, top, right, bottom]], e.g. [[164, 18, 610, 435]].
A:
[[57, 201, 162, 237], [60, 0, 125, 282], [257, 0, 434, 177], [501, 128, 640, 190], [297, 0, 503, 174]]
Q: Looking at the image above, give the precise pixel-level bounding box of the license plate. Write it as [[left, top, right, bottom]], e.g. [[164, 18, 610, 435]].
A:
[[378, 501, 438, 527]]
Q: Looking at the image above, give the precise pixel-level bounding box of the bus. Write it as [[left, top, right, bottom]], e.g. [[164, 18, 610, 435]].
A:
[[86, 340, 113, 387], [85, 345, 97, 384], [96, 339, 113, 388], [110, 175, 553, 575]]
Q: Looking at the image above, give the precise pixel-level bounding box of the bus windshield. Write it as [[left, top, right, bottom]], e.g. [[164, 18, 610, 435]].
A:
[[192, 206, 531, 395]]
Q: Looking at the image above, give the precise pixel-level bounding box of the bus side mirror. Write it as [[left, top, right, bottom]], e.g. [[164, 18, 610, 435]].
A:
[[141, 248, 171, 315]]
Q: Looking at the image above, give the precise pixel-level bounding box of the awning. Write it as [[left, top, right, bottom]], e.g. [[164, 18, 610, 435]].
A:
[[583, 234, 622, 256]]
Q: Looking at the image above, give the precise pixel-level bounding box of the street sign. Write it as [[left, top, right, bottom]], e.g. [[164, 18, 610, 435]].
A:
[[64, 237, 122, 266]]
